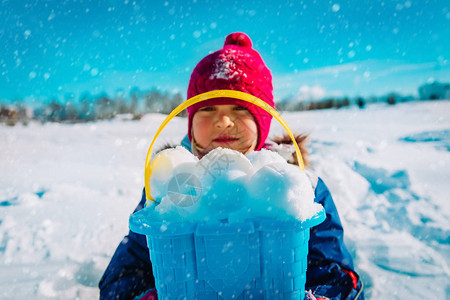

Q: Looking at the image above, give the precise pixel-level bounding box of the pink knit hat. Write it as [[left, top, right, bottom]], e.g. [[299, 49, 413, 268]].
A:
[[187, 32, 274, 151]]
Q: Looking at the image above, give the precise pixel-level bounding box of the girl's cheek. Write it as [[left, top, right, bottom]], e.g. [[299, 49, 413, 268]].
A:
[[192, 117, 213, 146], [196, 118, 211, 132], [242, 119, 258, 137]]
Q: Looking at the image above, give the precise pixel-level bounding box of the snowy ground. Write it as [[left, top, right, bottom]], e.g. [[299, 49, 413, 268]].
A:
[[1, 101, 449, 299]]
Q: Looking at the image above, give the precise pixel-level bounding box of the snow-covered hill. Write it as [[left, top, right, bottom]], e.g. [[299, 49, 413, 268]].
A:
[[1, 101, 449, 299]]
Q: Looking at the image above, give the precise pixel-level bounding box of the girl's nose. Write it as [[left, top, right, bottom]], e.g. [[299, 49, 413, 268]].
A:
[[216, 113, 234, 129]]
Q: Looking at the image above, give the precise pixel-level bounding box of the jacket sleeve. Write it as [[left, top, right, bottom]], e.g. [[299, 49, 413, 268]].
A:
[[99, 189, 156, 300], [306, 178, 364, 300]]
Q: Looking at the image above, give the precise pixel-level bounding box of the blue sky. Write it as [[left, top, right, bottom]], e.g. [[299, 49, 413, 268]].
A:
[[1, 0, 449, 104]]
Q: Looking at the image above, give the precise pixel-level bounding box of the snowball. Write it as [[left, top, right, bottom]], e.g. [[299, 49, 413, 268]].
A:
[[193, 148, 252, 221], [149, 146, 198, 200], [244, 163, 315, 220], [246, 148, 287, 172], [198, 147, 253, 185], [148, 147, 319, 223]]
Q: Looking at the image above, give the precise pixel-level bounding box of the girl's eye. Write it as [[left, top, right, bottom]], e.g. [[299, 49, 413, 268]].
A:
[[199, 106, 215, 111], [234, 106, 247, 111]]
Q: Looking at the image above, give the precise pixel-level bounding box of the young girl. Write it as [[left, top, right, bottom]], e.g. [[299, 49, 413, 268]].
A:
[[99, 32, 364, 300]]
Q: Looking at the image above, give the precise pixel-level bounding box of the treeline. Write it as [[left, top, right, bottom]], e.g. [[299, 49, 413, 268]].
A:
[[276, 93, 416, 111], [1, 81, 449, 126], [0, 88, 184, 126], [275, 81, 450, 111], [276, 97, 351, 111]]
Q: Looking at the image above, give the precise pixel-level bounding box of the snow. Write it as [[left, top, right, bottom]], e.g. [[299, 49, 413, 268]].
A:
[[246, 148, 288, 170], [149, 146, 198, 200], [148, 147, 318, 223], [241, 162, 319, 222], [1, 101, 449, 298], [209, 50, 250, 81]]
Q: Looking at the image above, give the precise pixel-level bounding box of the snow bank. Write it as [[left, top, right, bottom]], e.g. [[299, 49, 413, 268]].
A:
[[1, 101, 449, 298]]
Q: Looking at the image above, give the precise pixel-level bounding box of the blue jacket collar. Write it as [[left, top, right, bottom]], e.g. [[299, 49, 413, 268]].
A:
[[181, 134, 192, 152]]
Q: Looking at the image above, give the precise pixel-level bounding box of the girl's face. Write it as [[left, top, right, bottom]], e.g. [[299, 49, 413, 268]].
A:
[[192, 104, 258, 154]]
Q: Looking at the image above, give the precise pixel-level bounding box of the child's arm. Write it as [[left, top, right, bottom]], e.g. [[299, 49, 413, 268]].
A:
[[306, 178, 364, 300], [99, 189, 156, 300]]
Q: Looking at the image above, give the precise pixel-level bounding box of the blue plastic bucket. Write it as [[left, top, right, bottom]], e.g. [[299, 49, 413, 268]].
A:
[[130, 205, 325, 300]]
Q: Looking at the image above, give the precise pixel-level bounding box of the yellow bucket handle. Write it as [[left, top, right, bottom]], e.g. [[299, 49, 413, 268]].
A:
[[144, 90, 305, 202]]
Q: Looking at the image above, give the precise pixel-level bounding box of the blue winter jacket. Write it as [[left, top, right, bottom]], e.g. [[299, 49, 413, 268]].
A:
[[99, 137, 364, 300]]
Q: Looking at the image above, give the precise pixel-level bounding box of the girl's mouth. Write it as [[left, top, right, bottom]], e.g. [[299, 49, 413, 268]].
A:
[[213, 136, 239, 144]]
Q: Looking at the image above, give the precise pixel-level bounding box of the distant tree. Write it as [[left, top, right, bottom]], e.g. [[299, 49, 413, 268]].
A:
[[79, 92, 95, 121], [320, 99, 334, 109], [145, 89, 161, 113], [275, 100, 285, 111], [335, 98, 351, 109], [387, 94, 396, 105], [160, 92, 170, 113], [13, 101, 31, 125], [0, 105, 19, 126], [307, 101, 316, 111], [130, 87, 140, 115], [64, 101, 78, 122], [171, 93, 185, 116], [357, 97, 365, 109], [47, 100, 62, 122], [63, 94, 77, 122], [418, 81, 450, 100], [276, 95, 300, 111], [342, 97, 350, 108], [116, 98, 128, 114], [96, 94, 115, 119]]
